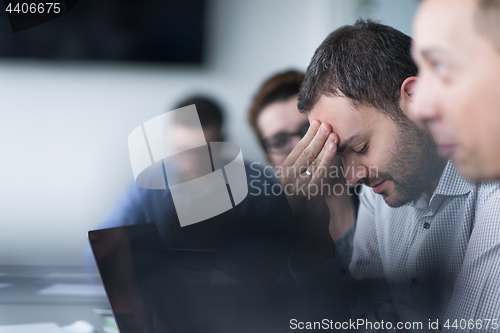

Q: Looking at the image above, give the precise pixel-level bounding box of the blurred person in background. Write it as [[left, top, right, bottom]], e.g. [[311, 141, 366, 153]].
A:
[[89, 95, 295, 285], [247, 70, 358, 242], [410, 0, 500, 181]]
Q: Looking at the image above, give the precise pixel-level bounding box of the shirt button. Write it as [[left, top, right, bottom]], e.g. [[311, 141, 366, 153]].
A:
[[340, 268, 347, 276], [411, 277, 418, 285], [423, 222, 430, 229]]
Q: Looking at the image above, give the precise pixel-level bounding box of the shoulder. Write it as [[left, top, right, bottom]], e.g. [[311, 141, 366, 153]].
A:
[[463, 181, 500, 260], [476, 181, 500, 215]]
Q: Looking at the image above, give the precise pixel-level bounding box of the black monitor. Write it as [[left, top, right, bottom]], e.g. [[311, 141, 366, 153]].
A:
[[0, 0, 206, 64]]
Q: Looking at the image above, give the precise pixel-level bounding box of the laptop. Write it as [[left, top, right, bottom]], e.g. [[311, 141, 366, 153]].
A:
[[89, 223, 350, 333]]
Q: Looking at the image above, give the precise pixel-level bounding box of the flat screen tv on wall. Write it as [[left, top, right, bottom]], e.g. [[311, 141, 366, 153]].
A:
[[0, 0, 206, 64]]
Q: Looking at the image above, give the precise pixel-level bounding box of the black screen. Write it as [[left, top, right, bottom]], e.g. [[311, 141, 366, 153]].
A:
[[0, 0, 205, 64], [89, 223, 352, 332]]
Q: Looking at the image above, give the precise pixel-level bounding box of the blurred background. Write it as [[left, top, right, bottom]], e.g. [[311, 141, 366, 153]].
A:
[[0, 0, 419, 266]]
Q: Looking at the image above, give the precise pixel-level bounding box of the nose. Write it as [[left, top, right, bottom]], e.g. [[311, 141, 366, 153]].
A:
[[409, 75, 440, 124], [341, 157, 368, 187]]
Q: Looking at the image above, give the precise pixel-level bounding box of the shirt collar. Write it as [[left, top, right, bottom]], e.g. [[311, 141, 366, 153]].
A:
[[432, 160, 475, 198], [411, 160, 474, 213]]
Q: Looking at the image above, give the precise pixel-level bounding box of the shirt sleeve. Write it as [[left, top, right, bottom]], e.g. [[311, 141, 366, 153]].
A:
[[96, 181, 154, 229], [85, 180, 155, 273], [290, 224, 356, 284], [442, 182, 500, 332], [290, 186, 399, 330]]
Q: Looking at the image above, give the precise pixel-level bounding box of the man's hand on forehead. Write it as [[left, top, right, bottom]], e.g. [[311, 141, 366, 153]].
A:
[[279, 119, 338, 178], [277, 118, 338, 221], [277, 119, 345, 268]]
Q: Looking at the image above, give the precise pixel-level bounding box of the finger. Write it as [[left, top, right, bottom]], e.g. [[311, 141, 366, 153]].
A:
[[306, 142, 327, 174], [308, 132, 339, 172], [305, 132, 334, 168], [293, 122, 332, 169], [281, 119, 321, 167], [311, 132, 339, 167], [310, 139, 338, 186]]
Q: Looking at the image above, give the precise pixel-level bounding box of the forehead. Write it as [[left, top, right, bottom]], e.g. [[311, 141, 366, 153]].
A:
[[309, 95, 380, 141], [413, 0, 477, 55]]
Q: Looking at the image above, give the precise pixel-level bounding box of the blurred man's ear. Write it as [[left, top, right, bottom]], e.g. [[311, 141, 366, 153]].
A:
[[399, 76, 418, 117]]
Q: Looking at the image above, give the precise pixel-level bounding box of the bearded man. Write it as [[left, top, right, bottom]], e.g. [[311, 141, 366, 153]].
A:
[[280, 20, 500, 331]]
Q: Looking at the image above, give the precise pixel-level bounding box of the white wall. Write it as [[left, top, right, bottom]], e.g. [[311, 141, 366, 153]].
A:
[[0, 0, 419, 266]]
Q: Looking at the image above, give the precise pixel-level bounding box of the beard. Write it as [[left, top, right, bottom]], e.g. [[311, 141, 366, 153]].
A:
[[366, 117, 447, 208]]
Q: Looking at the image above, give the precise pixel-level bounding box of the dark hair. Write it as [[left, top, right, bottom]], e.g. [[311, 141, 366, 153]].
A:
[[173, 96, 224, 131], [247, 70, 304, 147], [298, 19, 417, 119]]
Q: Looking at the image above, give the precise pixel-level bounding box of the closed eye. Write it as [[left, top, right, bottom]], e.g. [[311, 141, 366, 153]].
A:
[[355, 144, 368, 154]]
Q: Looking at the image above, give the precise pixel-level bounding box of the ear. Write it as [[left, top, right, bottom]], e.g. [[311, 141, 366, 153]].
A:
[[399, 76, 418, 117]]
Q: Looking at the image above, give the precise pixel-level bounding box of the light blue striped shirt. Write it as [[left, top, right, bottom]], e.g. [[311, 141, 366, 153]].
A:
[[293, 161, 500, 332]]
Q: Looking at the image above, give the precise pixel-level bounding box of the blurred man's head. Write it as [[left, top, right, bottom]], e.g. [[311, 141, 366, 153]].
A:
[[171, 96, 225, 180], [299, 20, 445, 208], [411, 0, 500, 181], [173, 96, 224, 145]]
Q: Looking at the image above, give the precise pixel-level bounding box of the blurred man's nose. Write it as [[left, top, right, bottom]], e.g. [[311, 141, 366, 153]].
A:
[[409, 76, 440, 124]]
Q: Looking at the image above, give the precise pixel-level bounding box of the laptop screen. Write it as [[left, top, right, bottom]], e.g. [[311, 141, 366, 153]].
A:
[[89, 223, 193, 333], [89, 223, 349, 333]]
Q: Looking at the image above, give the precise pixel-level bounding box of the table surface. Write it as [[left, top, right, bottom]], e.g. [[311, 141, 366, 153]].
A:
[[0, 265, 112, 332], [0, 265, 353, 333]]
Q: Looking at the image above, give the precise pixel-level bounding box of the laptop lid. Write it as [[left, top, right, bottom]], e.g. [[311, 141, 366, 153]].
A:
[[89, 223, 347, 333], [89, 223, 193, 333]]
